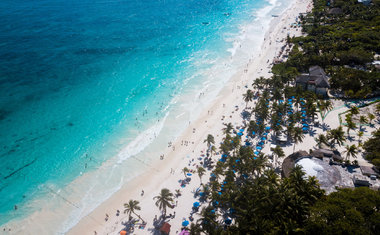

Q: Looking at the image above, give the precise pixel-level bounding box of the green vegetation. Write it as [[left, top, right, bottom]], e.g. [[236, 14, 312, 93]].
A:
[[306, 187, 380, 235], [363, 128, 380, 170], [284, 0, 380, 98], [188, 2, 380, 233]]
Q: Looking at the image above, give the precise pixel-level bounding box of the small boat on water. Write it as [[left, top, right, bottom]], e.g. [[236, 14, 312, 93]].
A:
[[272, 14, 279, 17], [202, 22, 209, 25]]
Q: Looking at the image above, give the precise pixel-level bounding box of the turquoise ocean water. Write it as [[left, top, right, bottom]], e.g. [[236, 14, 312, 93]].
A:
[[0, 0, 291, 231]]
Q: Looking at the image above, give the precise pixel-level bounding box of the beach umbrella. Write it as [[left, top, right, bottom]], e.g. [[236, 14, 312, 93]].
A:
[[256, 146, 262, 150], [252, 131, 256, 135], [302, 114, 306, 117], [239, 128, 244, 132], [225, 218, 232, 225], [211, 209, 215, 214], [182, 220, 189, 227], [245, 142, 251, 146], [218, 191, 222, 195], [265, 126, 270, 130], [263, 132, 268, 136], [254, 151, 259, 155], [187, 173, 192, 176], [235, 159, 241, 163], [193, 202, 200, 208], [302, 127, 308, 131], [199, 192, 204, 196], [258, 141, 264, 145], [254, 157, 257, 160], [120, 231, 127, 235], [237, 132, 243, 136], [261, 137, 267, 141], [303, 123, 308, 127]]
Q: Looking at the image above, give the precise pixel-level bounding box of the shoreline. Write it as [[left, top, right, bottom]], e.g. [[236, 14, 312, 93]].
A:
[[67, 0, 313, 234]]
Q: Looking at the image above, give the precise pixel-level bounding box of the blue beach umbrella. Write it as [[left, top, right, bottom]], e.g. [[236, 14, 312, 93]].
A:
[[239, 128, 244, 132], [254, 157, 257, 160], [199, 192, 204, 196], [302, 114, 306, 117], [237, 132, 243, 136], [256, 146, 262, 150], [187, 173, 192, 176], [258, 141, 264, 145], [218, 191, 222, 195], [225, 218, 232, 225], [303, 123, 309, 127], [302, 127, 308, 131], [261, 137, 267, 141], [182, 220, 189, 226], [252, 131, 256, 135], [245, 142, 251, 146], [265, 126, 270, 130], [211, 209, 215, 214], [263, 132, 268, 136], [254, 151, 259, 155], [193, 202, 200, 208]]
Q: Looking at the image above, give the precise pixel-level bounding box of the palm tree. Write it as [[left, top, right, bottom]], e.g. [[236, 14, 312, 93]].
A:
[[367, 113, 375, 126], [359, 115, 368, 131], [346, 118, 357, 138], [182, 167, 189, 178], [358, 131, 364, 145], [124, 200, 144, 222], [271, 145, 285, 168], [291, 127, 304, 153], [243, 89, 254, 108], [327, 126, 346, 147], [344, 144, 358, 162], [349, 106, 359, 115], [314, 134, 329, 148], [204, 134, 215, 149], [318, 100, 333, 121], [222, 122, 233, 135], [153, 188, 174, 216], [197, 167, 206, 183]]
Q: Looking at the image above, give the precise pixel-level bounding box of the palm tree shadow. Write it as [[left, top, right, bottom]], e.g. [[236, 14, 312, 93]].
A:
[[347, 135, 355, 142], [121, 218, 138, 234], [308, 129, 317, 137], [148, 216, 166, 235], [241, 110, 251, 120], [321, 123, 330, 131]]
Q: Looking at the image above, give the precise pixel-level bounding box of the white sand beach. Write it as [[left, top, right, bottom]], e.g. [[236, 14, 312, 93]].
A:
[[66, 0, 315, 234]]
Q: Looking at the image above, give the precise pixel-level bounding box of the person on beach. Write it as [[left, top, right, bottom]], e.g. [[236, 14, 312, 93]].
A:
[[141, 190, 144, 196]]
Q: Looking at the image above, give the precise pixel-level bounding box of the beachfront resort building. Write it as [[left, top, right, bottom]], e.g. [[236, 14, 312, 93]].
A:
[[296, 65, 330, 96]]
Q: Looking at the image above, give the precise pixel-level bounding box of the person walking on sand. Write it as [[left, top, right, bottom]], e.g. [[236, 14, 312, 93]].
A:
[[141, 190, 144, 196]]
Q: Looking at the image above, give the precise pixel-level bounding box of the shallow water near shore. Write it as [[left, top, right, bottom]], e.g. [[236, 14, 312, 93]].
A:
[[0, 0, 292, 232]]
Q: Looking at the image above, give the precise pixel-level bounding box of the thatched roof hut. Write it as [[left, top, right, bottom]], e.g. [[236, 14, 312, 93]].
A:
[[281, 150, 309, 178]]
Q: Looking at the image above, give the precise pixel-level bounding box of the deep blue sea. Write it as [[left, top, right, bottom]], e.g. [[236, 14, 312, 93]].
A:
[[0, 0, 288, 231]]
